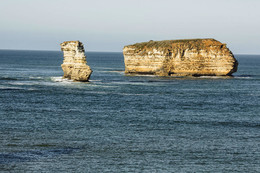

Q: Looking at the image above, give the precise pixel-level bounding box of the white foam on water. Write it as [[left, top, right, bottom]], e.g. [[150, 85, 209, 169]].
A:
[[50, 77, 73, 83], [95, 67, 118, 70], [126, 74, 157, 77], [0, 86, 23, 90], [108, 71, 124, 73], [118, 93, 147, 96], [98, 70, 124, 74], [198, 76, 232, 79], [6, 77, 75, 87], [234, 76, 252, 79], [8, 82, 37, 86], [89, 80, 102, 82], [88, 84, 118, 88], [27, 88, 37, 91], [29, 76, 44, 79], [98, 85, 118, 88], [110, 81, 163, 86], [85, 91, 109, 95], [198, 76, 253, 79]]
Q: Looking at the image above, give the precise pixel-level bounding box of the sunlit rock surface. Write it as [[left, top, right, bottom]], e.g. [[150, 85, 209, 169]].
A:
[[60, 41, 92, 81], [123, 39, 238, 76]]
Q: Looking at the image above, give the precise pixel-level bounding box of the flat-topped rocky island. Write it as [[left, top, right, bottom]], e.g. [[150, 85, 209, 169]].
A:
[[123, 39, 238, 76]]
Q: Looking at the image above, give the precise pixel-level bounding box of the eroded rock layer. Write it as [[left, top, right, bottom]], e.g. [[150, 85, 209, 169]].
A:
[[123, 39, 238, 76], [60, 41, 92, 81]]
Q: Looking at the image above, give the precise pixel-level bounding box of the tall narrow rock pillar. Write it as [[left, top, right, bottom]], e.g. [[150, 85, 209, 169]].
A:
[[60, 41, 92, 81]]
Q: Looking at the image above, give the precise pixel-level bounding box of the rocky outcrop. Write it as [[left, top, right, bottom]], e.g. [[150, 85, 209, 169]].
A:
[[60, 41, 92, 81], [123, 39, 238, 76]]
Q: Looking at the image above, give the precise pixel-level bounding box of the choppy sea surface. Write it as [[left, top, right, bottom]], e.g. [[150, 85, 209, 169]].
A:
[[0, 50, 259, 172]]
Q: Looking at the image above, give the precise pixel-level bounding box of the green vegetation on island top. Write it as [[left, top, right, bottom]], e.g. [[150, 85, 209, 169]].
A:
[[125, 38, 223, 50]]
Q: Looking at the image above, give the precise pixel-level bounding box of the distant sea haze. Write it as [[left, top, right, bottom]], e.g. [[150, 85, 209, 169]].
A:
[[0, 50, 259, 172]]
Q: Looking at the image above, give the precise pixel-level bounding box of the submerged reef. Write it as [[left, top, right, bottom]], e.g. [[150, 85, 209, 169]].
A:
[[123, 39, 238, 76], [60, 41, 92, 81]]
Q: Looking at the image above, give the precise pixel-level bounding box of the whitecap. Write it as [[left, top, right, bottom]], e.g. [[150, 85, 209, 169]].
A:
[[0, 77, 17, 81], [84, 91, 109, 95], [0, 86, 23, 90], [110, 81, 163, 86], [234, 76, 252, 79], [50, 77, 73, 83], [117, 93, 147, 96], [8, 82, 36, 86], [126, 74, 156, 77], [87, 84, 118, 88], [198, 76, 232, 79], [108, 70, 124, 73], [97, 70, 124, 73], [28, 88, 38, 91], [29, 76, 44, 80], [89, 80, 102, 82], [95, 67, 118, 70]]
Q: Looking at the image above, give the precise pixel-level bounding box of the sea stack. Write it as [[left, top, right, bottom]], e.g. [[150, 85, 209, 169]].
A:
[[123, 39, 238, 76], [60, 41, 92, 81]]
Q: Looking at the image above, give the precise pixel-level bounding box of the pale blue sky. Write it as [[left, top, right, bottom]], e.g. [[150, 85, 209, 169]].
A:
[[0, 0, 259, 54]]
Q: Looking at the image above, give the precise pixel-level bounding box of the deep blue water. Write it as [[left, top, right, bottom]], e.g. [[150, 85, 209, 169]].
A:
[[0, 50, 259, 172]]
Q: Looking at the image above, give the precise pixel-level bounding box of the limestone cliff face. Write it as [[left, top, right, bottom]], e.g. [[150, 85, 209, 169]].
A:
[[60, 41, 92, 81], [123, 39, 238, 76]]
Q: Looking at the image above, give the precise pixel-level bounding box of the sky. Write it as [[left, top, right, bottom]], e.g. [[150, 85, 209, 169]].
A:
[[0, 0, 259, 54]]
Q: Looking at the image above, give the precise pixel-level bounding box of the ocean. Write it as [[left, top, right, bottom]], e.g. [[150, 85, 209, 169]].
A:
[[0, 50, 259, 172]]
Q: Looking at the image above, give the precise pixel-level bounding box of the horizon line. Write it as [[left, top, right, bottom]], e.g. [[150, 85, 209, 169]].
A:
[[0, 48, 259, 55], [0, 48, 122, 53]]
